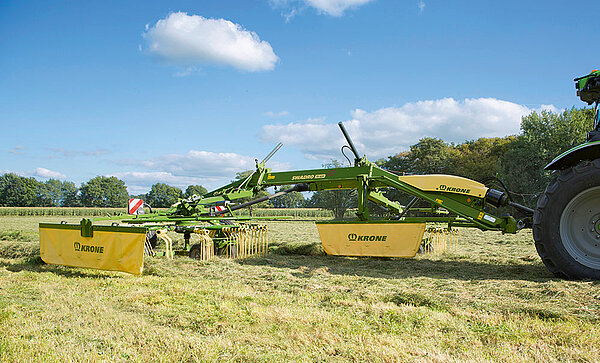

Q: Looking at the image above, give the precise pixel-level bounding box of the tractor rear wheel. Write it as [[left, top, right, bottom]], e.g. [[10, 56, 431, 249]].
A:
[[533, 159, 600, 279]]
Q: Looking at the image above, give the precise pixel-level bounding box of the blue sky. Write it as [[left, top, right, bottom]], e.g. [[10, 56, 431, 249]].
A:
[[1, 0, 599, 194]]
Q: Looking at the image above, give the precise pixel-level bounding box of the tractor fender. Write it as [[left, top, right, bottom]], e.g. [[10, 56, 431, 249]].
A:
[[545, 141, 600, 170]]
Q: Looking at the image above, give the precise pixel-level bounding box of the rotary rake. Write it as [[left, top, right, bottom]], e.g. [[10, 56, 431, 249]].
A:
[[38, 70, 600, 279], [39, 120, 525, 275]]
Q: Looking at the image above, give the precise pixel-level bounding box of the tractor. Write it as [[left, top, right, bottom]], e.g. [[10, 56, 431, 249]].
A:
[[533, 70, 600, 279]]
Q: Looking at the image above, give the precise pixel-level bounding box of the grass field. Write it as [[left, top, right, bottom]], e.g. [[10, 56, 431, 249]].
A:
[[1, 215, 600, 362]]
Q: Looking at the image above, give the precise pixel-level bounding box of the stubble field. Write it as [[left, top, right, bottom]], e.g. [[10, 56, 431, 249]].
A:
[[1, 214, 599, 362]]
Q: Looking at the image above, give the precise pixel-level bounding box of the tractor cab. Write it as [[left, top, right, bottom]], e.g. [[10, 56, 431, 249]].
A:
[[576, 70, 600, 105], [575, 70, 600, 142]]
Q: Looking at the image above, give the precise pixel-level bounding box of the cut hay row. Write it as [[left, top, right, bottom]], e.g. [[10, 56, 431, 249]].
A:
[[0, 207, 127, 216], [0, 207, 340, 218]]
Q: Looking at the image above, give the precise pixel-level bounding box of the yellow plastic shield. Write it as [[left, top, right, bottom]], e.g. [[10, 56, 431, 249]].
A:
[[316, 222, 426, 257], [39, 223, 147, 275]]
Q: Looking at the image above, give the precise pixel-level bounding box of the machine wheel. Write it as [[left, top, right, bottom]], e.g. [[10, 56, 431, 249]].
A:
[[533, 159, 600, 279], [189, 244, 204, 260]]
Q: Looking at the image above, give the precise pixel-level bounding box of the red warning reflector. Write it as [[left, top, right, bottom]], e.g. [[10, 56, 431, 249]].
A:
[[215, 206, 226, 212], [128, 198, 144, 214]]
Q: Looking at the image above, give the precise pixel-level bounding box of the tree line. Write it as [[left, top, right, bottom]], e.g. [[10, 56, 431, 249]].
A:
[[1, 108, 593, 212], [0, 174, 208, 208]]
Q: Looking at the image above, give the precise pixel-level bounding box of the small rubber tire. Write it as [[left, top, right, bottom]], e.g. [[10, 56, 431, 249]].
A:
[[533, 158, 600, 279], [189, 244, 204, 260]]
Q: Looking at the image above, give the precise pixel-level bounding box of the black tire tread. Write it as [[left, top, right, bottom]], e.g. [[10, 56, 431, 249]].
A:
[[189, 243, 203, 260], [533, 158, 600, 279]]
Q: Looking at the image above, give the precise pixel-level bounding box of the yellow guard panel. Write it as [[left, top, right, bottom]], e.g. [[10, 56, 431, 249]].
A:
[[316, 222, 426, 257], [39, 224, 146, 275], [398, 174, 488, 197]]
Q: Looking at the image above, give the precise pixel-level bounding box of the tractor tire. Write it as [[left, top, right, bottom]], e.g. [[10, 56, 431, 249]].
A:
[[533, 158, 600, 279]]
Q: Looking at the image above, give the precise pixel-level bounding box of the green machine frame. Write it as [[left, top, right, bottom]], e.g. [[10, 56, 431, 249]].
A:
[[202, 122, 532, 235]]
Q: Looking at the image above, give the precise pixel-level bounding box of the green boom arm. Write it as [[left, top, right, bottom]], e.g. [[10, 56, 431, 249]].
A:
[[203, 156, 520, 234]]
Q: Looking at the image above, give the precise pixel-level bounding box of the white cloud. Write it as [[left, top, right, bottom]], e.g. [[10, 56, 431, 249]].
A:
[[0, 169, 24, 177], [261, 98, 559, 160], [109, 171, 212, 195], [305, 0, 373, 16], [140, 150, 259, 177], [2, 168, 67, 180], [46, 148, 109, 158], [8, 145, 26, 155], [111, 171, 206, 186], [262, 118, 343, 160], [538, 104, 561, 114], [269, 0, 372, 18], [143, 12, 279, 72], [173, 66, 197, 77], [116, 150, 290, 193], [418, 1, 425, 13], [265, 110, 290, 117], [33, 167, 66, 180]]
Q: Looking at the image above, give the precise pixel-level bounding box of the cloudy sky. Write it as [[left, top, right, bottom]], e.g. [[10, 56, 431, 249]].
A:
[[1, 0, 598, 194]]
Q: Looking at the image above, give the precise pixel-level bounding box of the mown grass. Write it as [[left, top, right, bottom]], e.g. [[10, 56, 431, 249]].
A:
[[1, 216, 600, 361]]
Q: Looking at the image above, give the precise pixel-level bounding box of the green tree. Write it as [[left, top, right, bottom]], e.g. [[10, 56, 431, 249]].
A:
[[380, 139, 453, 205], [498, 108, 594, 207], [79, 176, 129, 207], [251, 190, 273, 208], [129, 193, 147, 200], [519, 108, 593, 159], [146, 183, 183, 208], [306, 189, 354, 220], [61, 181, 79, 207], [44, 179, 62, 207], [450, 136, 515, 182], [184, 185, 208, 198], [35, 180, 55, 207], [379, 151, 412, 174], [40, 179, 79, 207], [409, 137, 453, 174], [271, 190, 305, 208], [0, 173, 41, 207], [383, 138, 452, 175]]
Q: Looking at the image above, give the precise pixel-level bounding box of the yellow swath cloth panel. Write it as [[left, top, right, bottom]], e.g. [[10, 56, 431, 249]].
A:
[[39, 225, 146, 275], [316, 222, 426, 257]]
